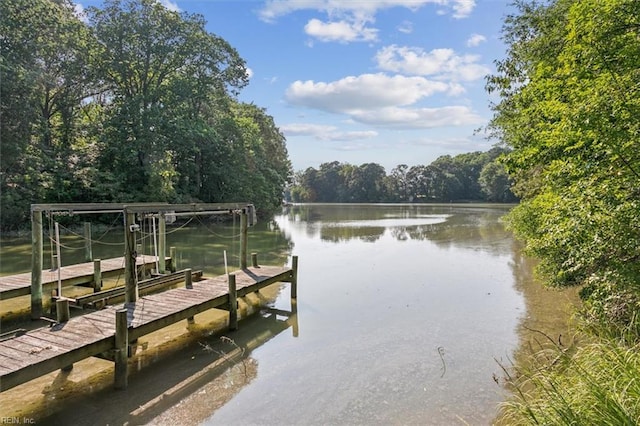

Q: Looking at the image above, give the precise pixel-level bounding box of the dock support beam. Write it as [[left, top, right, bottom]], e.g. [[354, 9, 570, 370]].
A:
[[240, 210, 248, 269], [169, 246, 177, 272], [251, 252, 258, 268], [291, 255, 298, 299], [185, 268, 194, 325], [56, 298, 70, 323], [114, 308, 128, 389], [93, 259, 102, 292], [84, 222, 93, 261], [124, 211, 138, 303], [228, 274, 238, 330], [158, 214, 166, 273], [31, 209, 43, 320]]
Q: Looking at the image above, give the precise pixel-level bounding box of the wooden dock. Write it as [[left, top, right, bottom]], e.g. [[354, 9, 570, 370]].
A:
[[0, 256, 169, 301], [0, 260, 297, 392]]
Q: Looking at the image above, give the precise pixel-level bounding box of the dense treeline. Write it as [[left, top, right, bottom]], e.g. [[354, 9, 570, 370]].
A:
[[288, 147, 518, 203], [0, 0, 292, 230], [490, 0, 640, 422]]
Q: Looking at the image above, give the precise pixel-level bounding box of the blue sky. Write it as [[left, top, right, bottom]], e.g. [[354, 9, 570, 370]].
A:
[[77, 0, 514, 172]]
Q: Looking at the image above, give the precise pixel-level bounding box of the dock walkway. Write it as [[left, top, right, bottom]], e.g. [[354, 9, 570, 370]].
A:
[[0, 263, 296, 392], [0, 256, 167, 300]]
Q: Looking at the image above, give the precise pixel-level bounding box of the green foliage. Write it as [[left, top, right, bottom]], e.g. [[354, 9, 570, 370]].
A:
[[1, 0, 290, 229], [499, 335, 640, 425], [488, 0, 640, 336], [288, 148, 516, 203]]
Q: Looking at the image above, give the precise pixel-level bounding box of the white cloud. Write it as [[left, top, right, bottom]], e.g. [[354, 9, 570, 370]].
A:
[[305, 18, 378, 42], [466, 33, 486, 47], [286, 73, 452, 113], [285, 73, 482, 129], [246, 67, 254, 79], [452, 0, 475, 19], [159, 0, 180, 12], [259, 1, 475, 43], [397, 20, 413, 34], [349, 106, 484, 128], [259, 0, 476, 22], [281, 123, 378, 141], [375, 45, 490, 81], [73, 2, 88, 22]]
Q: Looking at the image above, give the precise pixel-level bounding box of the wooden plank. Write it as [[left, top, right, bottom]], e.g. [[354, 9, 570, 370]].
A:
[[0, 256, 166, 301], [19, 334, 79, 352], [0, 355, 26, 370], [0, 264, 294, 392], [0, 342, 40, 363]]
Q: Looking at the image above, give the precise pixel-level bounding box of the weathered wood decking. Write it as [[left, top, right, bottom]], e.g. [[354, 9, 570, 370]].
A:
[[0, 256, 169, 301], [0, 263, 296, 392]]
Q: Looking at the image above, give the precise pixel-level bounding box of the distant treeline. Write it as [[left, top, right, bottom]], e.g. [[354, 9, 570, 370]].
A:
[[0, 0, 291, 230], [288, 147, 518, 203]]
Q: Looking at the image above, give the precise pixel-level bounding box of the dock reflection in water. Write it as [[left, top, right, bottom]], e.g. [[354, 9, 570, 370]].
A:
[[38, 303, 298, 425]]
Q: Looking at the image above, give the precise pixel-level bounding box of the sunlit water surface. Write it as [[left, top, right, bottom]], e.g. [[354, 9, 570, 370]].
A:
[[0, 204, 580, 425]]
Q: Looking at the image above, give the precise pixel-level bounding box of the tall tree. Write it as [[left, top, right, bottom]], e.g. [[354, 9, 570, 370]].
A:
[[1, 0, 98, 227], [487, 0, 640, 334], [88, 0, 249, 201]]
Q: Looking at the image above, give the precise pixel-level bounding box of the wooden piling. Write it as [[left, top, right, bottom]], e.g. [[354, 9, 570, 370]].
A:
[[251, 252, 258, 268], [228, 274, 238, 330], [114, 308, 128, 389], [57, 297, 74, 371], [93, 259, 102, 292], [291, 255, 299, 299], [169, 246, 177, 272], [30, 209, 43, 319], [84, 222, 93, 262], [291, 299, 299, 338], [240, 210, 248, 269], [56, 298, 70, 323], [124, 211, 138, 303], [184, 268, 193, 289], [185, 268, 194, 325], [158, 214, 166, 273]]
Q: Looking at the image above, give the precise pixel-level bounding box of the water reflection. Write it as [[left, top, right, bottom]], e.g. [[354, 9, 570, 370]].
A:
[[0, 204, 576, 425], [283, 203, 513, 256], [207, 203, 525, 425], [34, 305, 298, 425]]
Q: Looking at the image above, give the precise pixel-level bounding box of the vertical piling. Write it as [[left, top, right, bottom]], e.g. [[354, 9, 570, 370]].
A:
[[291, 299, 299, 338], [251, 252, 258, 268], [114, 308, 128, 389], [185, 268, 195, 325], [83, 222, 93, 262], [124, 211, 138, 303], [228, 274, 238, 330], [291, 255, 299, 299], [56, 298, 70, 323], [169, 246, 177, 272], [93, 259, 102, 292], [185, 268, 194, 325], [240, 209, 248, 269], [31, 208, 43, 320], [56, 298, 74, 372], [158, 213, 166, 273]]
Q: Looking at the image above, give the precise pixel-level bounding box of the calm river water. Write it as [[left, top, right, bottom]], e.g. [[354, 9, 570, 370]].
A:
[[0, 204, 579, 425]]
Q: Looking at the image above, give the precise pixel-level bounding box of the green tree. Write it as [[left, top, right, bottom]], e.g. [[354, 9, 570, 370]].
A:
[[88, 0, 249, 201], [1, 0, 99, 228], [487, 0, 640, 335]]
